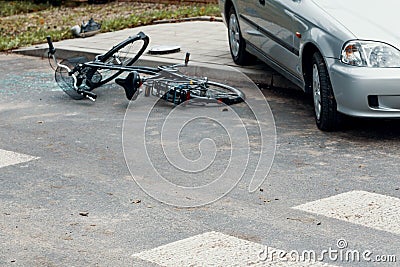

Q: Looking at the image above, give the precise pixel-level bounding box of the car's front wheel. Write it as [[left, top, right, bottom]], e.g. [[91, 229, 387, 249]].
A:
[[227, 6, 253, 65], [311, 52, 341, 131]]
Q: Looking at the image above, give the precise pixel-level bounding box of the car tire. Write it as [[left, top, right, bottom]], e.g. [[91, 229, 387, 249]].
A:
[[311, 52, 341, 131], [227, 6, 254, 65]]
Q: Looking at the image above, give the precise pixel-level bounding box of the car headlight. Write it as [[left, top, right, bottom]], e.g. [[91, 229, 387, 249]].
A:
[[341, 41, 400, 67]]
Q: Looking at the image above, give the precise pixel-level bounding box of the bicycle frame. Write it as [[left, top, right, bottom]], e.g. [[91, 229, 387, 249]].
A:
[[47, 32, 244, 105]]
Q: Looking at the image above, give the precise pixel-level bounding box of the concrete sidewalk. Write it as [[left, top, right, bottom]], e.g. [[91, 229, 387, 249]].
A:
[[15, 20, 293, 88]]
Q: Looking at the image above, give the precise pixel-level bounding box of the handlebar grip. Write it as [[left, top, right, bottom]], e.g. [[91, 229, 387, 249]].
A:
[[46, 36, 56, 55], [185, 52, 190, 66]]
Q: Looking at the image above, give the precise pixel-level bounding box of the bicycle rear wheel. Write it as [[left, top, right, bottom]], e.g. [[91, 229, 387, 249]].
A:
[[190, 81, 245, 105], [86, 32, 149, 89]]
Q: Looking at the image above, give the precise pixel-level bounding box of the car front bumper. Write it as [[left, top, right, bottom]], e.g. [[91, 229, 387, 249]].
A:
[[328, 58, 400, 118]]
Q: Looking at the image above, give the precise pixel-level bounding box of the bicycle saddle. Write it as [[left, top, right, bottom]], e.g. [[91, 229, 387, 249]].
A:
[[115, 72, 141, 100]]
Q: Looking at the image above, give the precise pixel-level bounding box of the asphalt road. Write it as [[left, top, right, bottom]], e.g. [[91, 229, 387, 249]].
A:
[[1, 54, 399, 266]]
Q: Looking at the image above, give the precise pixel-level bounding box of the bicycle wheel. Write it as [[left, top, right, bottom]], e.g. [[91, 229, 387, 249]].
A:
[[55, 57, 88, 100], [190, 80, 245, 105], [87, 32, 149, 89]]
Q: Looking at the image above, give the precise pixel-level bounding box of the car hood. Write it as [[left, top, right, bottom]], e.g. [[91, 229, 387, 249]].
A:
[[312, 0, 400, 48]]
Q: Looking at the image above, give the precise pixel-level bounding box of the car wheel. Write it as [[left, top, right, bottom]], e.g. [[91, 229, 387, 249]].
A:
[[228, 6, 253, 65], [312, 52, 341, 131]]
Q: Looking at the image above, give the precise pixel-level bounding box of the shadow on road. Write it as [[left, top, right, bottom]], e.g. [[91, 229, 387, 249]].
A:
[[261, 86, 400, 141]]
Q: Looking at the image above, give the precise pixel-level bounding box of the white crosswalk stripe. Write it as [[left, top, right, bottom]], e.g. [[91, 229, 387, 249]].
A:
[[133, 231, 340, 266], [0, 149, 39, 169], [292, 190, 400, 235], [134, 191, 400, 266]]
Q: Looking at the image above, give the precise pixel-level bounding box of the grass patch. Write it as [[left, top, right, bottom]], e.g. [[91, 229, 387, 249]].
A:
[[0, 1, 50, 16], [0, 1, 220, 51]]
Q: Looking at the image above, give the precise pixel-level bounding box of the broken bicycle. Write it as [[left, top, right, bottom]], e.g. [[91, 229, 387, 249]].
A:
[[47, 31, 245, 105]]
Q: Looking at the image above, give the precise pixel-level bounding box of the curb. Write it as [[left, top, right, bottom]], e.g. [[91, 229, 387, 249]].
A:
[[153, 16, 223, 24]]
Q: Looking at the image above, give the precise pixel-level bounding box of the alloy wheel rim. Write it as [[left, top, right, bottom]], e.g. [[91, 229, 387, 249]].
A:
[[312, 64, 322, 120], [229, 14, 240, 57]]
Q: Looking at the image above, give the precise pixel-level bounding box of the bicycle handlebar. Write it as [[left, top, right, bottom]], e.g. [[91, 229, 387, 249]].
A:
[[46, 36, 56, 55], [46, 36, 97, 101]]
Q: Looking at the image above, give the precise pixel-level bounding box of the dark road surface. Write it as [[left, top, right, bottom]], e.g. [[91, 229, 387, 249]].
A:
[[1, 54, 399, 266]]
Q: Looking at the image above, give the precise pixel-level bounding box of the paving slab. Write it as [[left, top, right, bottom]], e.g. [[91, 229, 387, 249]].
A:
[[14, 20, 296, 88]]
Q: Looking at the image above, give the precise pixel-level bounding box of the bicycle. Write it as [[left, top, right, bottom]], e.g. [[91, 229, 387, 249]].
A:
[[47, 31, 245, 105]]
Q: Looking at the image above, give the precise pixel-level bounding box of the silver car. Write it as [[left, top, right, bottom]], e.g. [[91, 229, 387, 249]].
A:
[[219, 0, 400, 131]]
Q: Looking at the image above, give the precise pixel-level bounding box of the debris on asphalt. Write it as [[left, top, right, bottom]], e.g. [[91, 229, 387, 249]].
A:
[[79, 212, 89, 216], [286, 217, 321, 225], [259, 197, 271, 203]]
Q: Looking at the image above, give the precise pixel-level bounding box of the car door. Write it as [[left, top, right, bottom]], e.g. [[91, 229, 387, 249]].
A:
[[258, 0, 302, 79], [238, 0, 303, 80]]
